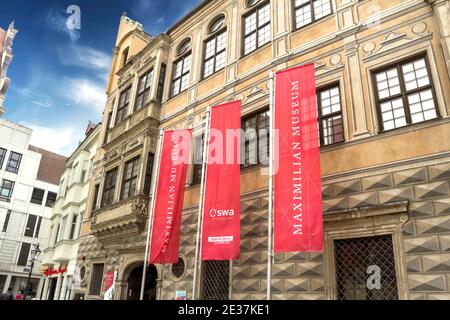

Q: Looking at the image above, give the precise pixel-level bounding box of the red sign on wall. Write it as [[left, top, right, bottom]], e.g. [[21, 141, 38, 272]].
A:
[[273, 64, 323, 253], [149, 130, 191, 264], [43, 267, 68, 277], [201, 101, 241, 261]]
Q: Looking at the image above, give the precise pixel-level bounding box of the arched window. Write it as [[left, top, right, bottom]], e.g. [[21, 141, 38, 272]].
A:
[[246, 0, 260, 8], [203, 15, 227, 78], [209, 15, 225, 34], [177, 38, 191, 56]]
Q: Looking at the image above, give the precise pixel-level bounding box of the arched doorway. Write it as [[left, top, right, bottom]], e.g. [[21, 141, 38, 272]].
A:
[[126, 264, 157, 300]]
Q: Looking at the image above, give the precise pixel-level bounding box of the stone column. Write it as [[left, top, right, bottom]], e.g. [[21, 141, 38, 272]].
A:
[[2, 275, 12, 293], [59, 275, 68, 300], [115, 280, 127, 300], [427, 0, 450, 78], [64, 212, 74, 240], [53, 274, 63, 300], [35, 278, 44, 300], [344, 38, 370, 138], [40, 278, 49, 300]]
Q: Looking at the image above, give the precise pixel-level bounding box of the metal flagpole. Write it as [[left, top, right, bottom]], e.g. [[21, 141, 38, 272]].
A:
[[192, 107, 211, 300], [267, 71, 275, 300], [140, 129, 164, 300]]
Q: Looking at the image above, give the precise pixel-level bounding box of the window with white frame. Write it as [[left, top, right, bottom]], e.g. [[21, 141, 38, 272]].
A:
[[317, 84, 345, 146], [243, 1, 271, 55], [373, 55, 438, 132], [293, 0, 332, 29], [171, 39, 192, 97], [203, 16, 227, 78], [135, 69, 154, 111]]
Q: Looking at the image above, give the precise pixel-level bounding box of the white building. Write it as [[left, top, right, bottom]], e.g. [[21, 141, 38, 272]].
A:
[[41, 123, 101, 300], [0, 22, 18, 117], [0, 119, 66, 298]]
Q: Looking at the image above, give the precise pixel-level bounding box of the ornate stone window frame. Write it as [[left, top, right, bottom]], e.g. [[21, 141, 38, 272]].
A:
[[323, 201, 410, 300]]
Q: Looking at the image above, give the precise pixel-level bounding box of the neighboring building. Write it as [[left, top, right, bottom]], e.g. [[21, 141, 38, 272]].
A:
[[40, 123, 101, 300], [0, 22, 18, 117], [77, 0, 450, 300], [0, 119, 66, 298]]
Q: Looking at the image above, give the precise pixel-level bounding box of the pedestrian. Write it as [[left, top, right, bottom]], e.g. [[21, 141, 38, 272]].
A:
[[15, 290, 24, 300], [0, 287, 14, 300]]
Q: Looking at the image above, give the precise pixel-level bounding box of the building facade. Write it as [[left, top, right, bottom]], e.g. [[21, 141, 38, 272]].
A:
[[0, 22, 18, 117], [0, 119, 66, 298], [77, 0, 450, 300], [40, 123, 101, 300]]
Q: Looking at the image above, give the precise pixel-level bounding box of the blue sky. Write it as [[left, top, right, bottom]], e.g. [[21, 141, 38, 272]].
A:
[[0, 0, 201, 156]]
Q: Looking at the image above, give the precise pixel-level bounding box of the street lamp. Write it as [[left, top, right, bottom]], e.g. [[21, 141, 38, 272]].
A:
[[24, 243, 41, 300]]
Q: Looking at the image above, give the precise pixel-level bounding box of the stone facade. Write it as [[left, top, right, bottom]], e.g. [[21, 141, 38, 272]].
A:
[[76, 0, 450, 300]]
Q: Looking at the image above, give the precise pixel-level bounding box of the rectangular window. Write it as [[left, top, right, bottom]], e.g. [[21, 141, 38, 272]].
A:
[[0, 148, 6, 169], [45, 192, 57, 207], [34, 216, 42, 238], [31, 188, 45, 205], [317, 84, 344, 146], [203, 30, 227, 78], [92, 184, 100, 211], [6, 151, 22, 174], [54, 224, 60, 246], [89, 263, 105, 296], [374, 56, 438, 132], [171, 53, 192, 97], [2, 210, 12, 233], [0, 179, 15, 200], [157, 64, 167, 102], [135, 70, 153, 111], [143, 153, 154, 197], [17, 242, 31, 266], [115, 87, 131, 125], [69, 214, 78, 240], [294, 0, 332, 29], [121, 157, 140, 200], [24, 214, 37, 237], [193, 134, 204, 185], [59, 217, 67, 242], [242, 110, 270, 168], [81, 170, 87, 183], [243, 2, 271, 55], [101, 168, 118, 207], [104, 110, 113, 145]]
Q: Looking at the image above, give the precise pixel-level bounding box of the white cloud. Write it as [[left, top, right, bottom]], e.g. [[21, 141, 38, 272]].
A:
[[20, 123, 83, 156], [63, 78, 107, 114], [57, 44, 111, 77], [16, 87, 55, 109]]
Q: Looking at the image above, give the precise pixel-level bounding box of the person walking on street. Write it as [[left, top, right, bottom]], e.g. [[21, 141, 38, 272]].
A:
[[0, 287, 14, 300], [15, 290, 24, 300]]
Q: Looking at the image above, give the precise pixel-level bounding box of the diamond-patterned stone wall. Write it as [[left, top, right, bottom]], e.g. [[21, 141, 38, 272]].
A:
[[161, 159, 450, 300], [322, 160, 450, 299], [228, 159, 450, 300]]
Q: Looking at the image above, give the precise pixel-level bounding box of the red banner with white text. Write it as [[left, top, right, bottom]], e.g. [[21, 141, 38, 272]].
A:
[[201, 101, 241, 261], [149, 130, 191, 264], [274, 64, 323, 253]]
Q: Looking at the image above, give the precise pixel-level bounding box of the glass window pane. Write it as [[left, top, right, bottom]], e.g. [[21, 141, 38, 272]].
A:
[[314, 0, 332, 19]]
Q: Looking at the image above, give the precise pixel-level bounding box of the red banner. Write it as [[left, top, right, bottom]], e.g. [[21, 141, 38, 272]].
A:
[[149, 130, 191, 264], [201, 101, 241, 260], [274, 64, 323, 252]]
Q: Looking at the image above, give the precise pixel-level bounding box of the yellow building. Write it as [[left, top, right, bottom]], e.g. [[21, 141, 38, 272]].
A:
[[75, 0, 450, 300]]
